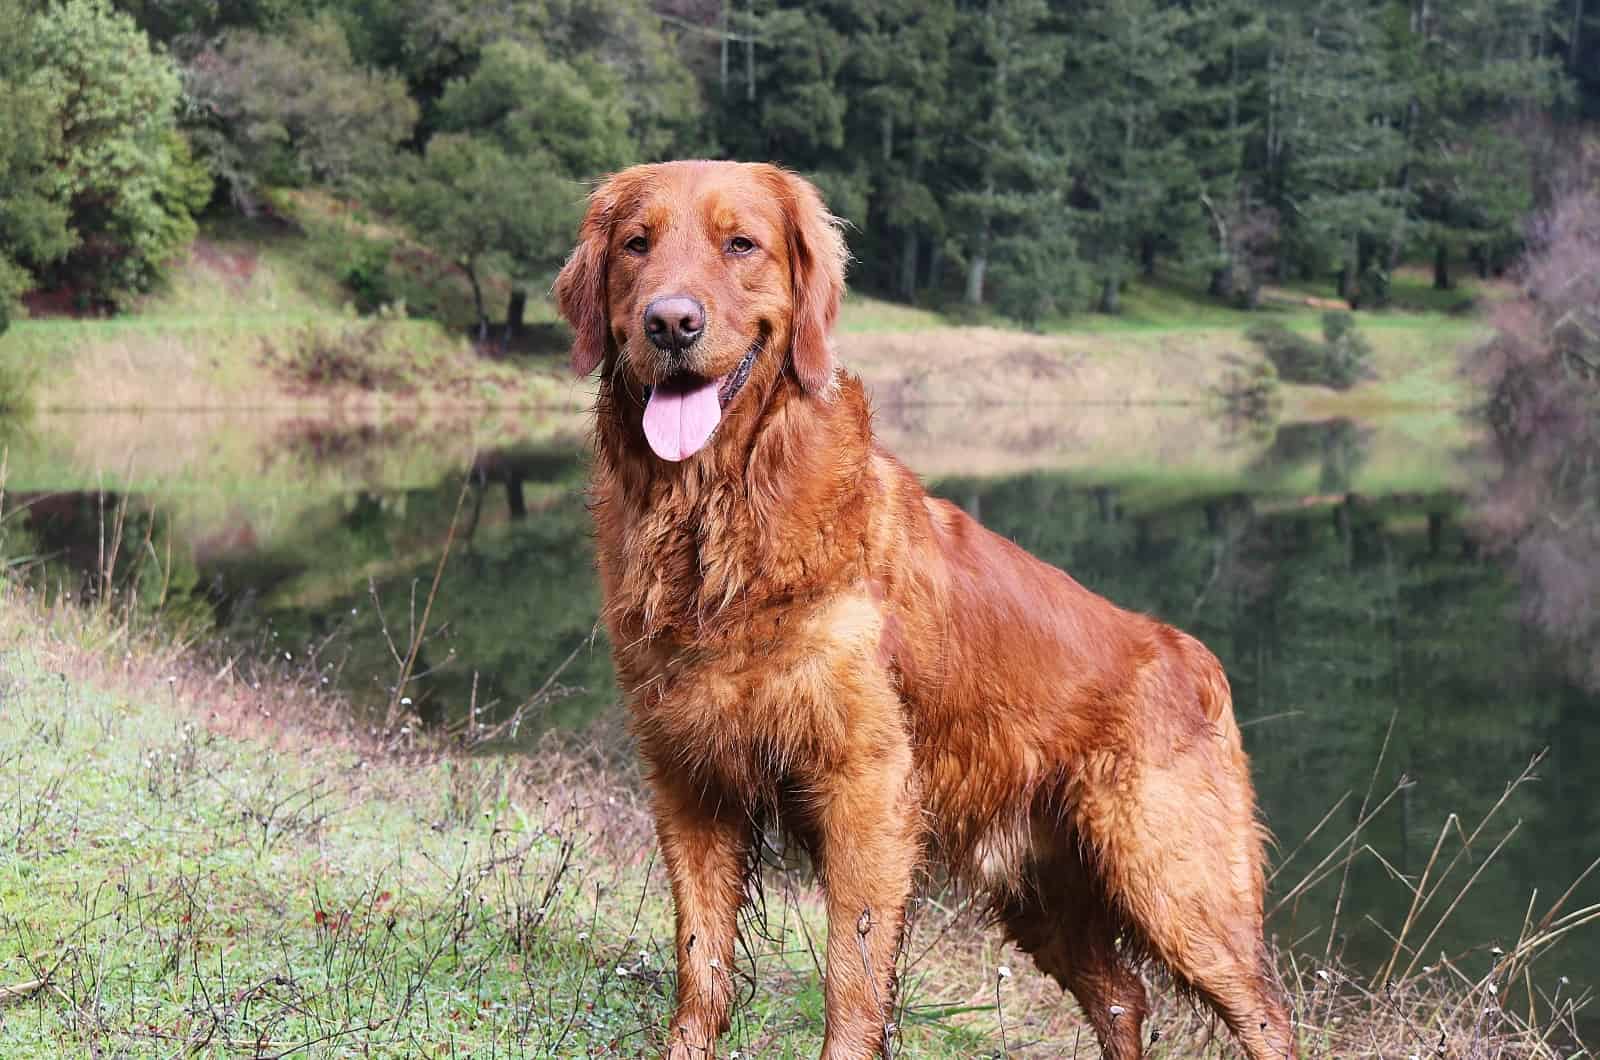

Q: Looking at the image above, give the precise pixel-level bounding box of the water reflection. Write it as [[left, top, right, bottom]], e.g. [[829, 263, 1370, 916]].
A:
[[8, 408, 1598, 1024]]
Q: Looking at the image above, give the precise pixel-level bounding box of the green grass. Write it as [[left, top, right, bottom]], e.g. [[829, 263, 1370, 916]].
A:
[[837, 295, 950, 333], [0, 588, 1105, 1058], [1, 582, 1590, 1058]]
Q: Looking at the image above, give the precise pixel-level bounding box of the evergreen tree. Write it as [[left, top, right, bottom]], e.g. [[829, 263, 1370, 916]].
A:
[[1061, 0, 1200, 313], [944, 0, 1067, 309], [1388, 0, 1561, 289], [1263, 1, 1408, 304]]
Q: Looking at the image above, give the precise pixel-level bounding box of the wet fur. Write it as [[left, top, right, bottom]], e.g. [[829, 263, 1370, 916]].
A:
[[556, 160, 1297, 1060]]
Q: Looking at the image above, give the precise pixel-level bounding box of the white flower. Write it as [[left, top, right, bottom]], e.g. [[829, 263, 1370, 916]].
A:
[[997, 965, 1011, 979], [1109, 1005, 1125, 1017]]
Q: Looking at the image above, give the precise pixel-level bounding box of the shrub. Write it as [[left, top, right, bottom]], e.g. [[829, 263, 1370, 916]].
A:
[[1215, 352, 1281, 425], [1320, 310, 1374, 389], [1246, 313, 1373, 390], [258, 313, 409, 391], [1245, 320, 1323, 381], [341, 242, 397, 313]]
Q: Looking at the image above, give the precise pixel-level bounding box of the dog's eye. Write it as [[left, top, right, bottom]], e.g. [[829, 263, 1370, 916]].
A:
[[727, 236, 756, 255], [624, 235, 649, 255]]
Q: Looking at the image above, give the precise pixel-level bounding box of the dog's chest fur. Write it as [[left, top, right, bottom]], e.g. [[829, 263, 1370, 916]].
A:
[[589, 384, 888, 783]]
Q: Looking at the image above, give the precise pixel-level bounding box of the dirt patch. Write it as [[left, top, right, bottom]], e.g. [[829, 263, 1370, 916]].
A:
[[189, 238, 260, 290], [20, 285, 103, 319]]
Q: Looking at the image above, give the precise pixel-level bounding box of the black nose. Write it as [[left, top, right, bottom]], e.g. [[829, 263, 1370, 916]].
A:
[[644, 295, 705, 353]]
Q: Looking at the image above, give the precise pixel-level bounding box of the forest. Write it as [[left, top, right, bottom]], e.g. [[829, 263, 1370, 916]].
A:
[[0, 0, 1594, 335]]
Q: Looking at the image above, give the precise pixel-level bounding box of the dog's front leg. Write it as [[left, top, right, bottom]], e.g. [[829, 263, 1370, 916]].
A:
[[650, 768, 751, 1060], [815, 737, 920, 1060]]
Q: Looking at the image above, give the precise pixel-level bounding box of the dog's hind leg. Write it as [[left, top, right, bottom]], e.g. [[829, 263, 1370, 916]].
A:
[[999, 846, 1148, 1059], [1073, 743, 1297, 1060]]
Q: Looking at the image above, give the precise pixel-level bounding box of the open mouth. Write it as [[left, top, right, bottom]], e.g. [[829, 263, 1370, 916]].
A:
[[639, 337, 763, 462]]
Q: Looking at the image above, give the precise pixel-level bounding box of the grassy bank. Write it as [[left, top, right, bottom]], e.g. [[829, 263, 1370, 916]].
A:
[[0, 191, 1487, 420], [0, 583, 1589, 1058], [2, 196, 585, 414]]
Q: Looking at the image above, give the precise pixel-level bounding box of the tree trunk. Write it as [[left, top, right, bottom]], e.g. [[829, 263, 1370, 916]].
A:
[[1433, 244, 1450, 290], [1098, 275, 1120, 314], [464, 261, 487, 342], [1573, 0, 1586, 73], [899, 229, 919, 300], [506, 288, 527, 336], [719, 0, 729, 94], [965, 251, 988, 306], [1209, 265, 1233, 300], [1472, 244, 1489, 279], [1139, 237, 1157, 278], [966, 175, 993, 305], [506, 476, 526, 521], [744, 0, 755, 102], [1338, 233, 1359, 305], [1244, 276, 1263, 311]]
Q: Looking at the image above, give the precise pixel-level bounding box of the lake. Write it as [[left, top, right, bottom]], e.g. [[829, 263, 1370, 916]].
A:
[[7, 400, 1598, 1031]]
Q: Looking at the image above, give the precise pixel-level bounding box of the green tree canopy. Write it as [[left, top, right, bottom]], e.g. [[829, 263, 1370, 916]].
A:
[[0, 2, 72, 329], [0, 0, 207, 311], [187, 14, 417, 207], [391, 133, 578, 339]]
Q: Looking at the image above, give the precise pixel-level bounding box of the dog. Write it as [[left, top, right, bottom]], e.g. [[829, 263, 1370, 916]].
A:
[[555, 160, 1297, 1060]]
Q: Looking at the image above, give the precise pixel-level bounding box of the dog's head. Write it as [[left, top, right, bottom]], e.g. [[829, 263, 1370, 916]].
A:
[[555, 161, 847, 462]]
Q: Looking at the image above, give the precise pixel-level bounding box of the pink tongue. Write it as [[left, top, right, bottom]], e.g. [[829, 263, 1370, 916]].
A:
[[642, 377, 722, 462]]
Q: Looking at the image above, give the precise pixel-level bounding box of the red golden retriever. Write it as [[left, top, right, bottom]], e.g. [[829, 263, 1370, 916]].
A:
[[555, 160, 1296, 1060]]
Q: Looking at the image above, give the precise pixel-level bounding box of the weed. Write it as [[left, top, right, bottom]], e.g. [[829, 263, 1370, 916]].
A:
[[0, 353, 39, 415], [257, 313, 412, 393]]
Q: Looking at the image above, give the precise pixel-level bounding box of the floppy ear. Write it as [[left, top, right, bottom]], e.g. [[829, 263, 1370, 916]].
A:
[[772, 169, 848, 396], [553, 187, 613, 378]]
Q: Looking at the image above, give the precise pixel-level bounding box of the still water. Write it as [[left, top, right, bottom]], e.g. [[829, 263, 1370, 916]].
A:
[[10, 404, 1599, 1024]]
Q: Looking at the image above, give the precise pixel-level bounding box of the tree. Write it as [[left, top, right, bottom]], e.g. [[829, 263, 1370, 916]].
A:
[[1061, 0, 1201, 313], [430, 38, 632, 334], [944, 0, 1068, 308], [848, 0, 957, 298], [0, 1, 72, 329], [392, 134, 574, 340], [21, 0, 208, 305], [1262, 2, 1408, 304], [1387, 0, 1561, 289], [1184, 0, 1271, 302], [186, 14, 417, 208]]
